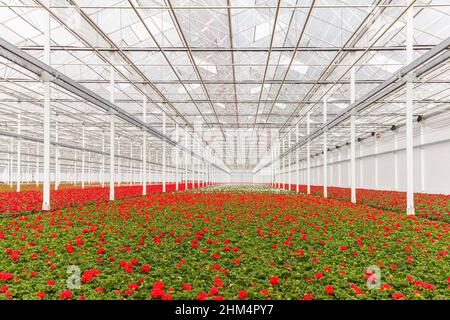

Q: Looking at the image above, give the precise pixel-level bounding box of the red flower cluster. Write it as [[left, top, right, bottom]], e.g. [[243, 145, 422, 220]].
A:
[[0, 188, 448, 300]]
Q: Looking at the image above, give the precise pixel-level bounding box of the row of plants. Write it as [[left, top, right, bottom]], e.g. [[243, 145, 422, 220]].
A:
[[0, 190, 448, 300], [0, 182, 204, 215], [278, 184, 450, 221]]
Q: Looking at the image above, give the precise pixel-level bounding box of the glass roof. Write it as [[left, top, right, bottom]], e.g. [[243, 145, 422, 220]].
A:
[[0, 0, 449, 172]]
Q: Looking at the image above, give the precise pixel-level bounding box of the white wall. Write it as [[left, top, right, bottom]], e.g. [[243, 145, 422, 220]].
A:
[[230, 171, 253, 183], [268, 113, 450, 195]]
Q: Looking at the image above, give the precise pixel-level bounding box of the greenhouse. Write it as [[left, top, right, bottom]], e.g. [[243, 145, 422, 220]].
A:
[[0, 0, 449, 303]]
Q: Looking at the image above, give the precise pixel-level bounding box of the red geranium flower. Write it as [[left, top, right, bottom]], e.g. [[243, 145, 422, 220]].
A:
[[214, 276, 224, 287], [238, 290, 248, 299], [392, 292, 405, 300], [209, 286, 219, 296], [325, 285, 334, 295], [59, 289, 73, 299], [196, 292, 208, 300], [182, 283, 192, 291], [315, 272, 324, 279], [269, 276, 280, 285]]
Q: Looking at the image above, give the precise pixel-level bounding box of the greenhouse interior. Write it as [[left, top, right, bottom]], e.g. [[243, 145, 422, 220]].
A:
[[0, 0, 449, 303]]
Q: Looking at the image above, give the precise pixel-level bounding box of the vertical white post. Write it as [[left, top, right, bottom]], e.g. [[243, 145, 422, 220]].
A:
[[101, 131, 105, 188], [35, 144, 39, 186], [280, 138, 284, 189], [109, 65, 115, 201], [271, 146, 274, 187], [142, 96, 147, 195], [88, 152, 91, 185], [175, 123, 179, 191], [75, 151, 78, 185], [81, 124, 85, 189], [184, 127, 188, 189], [394, 131, 399, 190], [350, 61, 356, 204], [337, 151, 341, 186], [288, 133, 291, 190], [162, 112, 166, 192], [9, 137, 13, 188], [406, 1, 415, 214], [374, 137, 379, 189], [306, 112, 311, 194], [420, 121, 425, 192], [27, 149, 30, 184], [296, 123, 299, 192], [16, 110, 21, 192], [118, 136, 121, 186], [130, 142, 133, 186], [323, 97, 328, 198], [191, 136, 194, 188], [42, 0, 51, 210], [55, 114, 59, 190], [197, 141, 200, 188]]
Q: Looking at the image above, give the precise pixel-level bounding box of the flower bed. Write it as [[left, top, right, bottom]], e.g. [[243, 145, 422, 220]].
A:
[[280, 184, 450, 221], [0, 191, 448, 300], [0, 182, 199, 215]]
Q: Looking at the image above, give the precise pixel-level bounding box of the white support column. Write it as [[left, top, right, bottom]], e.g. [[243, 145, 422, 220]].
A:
[[35, 144, 39, 186], [130, 141, 133, 186], [184, 127, 188, 189], [74, 151, 78, 185], [350, 60, 357, 204], [338, 151, 341, 186], [162, 112, 166, 192], [55, 114, 59, 190], [405, 1, 415, 215], [374, 137, 379, 189], [42, 0, 51, 210], [394, 131, 399, 190], [81, 123, 86, 189], [27, 149, 30, 184], [191, 136, 194, 188], [306, 112, 311, 194], [288, 132, 291, 190], [81, 124, 85, 189], [101, 131, 105, 188], [281, 138, 284, 189], [16, 110, 21, 192], [420, 121, 425, 191], [277, 141, 281, 189], [323, 97, 328, 198], [296, 123, 300, 192], [9, 137, 13, 188], [109, 65, 115, 201], [142, 96, 147, 195], [202, 149, 205, 187], [88, 152, 91, 185], [271, 146, 274, 187], [175, 123, 179, 191], [119, 137, 122, 186]]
